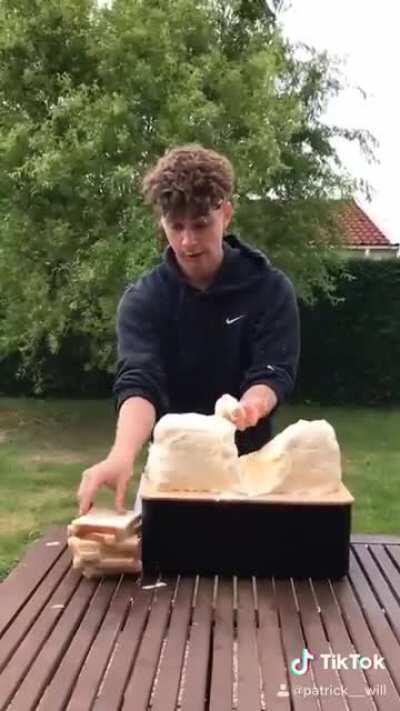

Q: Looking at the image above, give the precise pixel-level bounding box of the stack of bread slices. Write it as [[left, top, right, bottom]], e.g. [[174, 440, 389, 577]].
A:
[[67, 507, 142, 579]]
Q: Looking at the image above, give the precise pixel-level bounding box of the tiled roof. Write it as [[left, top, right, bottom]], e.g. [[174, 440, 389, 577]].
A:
[[338, 200, 394, 247]]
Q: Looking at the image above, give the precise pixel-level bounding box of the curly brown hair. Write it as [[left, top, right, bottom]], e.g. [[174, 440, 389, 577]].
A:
[[141, 144, 234, 219]]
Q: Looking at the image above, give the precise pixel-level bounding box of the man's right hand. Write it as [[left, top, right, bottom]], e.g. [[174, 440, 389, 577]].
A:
[[77, 454, 134, 515]]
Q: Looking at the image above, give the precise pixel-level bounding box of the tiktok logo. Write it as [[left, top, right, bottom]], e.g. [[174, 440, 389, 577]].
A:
[[290, 648, 315, 676]]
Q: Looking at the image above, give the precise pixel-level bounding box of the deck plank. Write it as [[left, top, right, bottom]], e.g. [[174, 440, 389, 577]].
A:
[[351, 535, 400, 545], [180, 577, 214, 711], [237, 578, 260, 711], [209, 577, 234, 711], [385, 543, 400, 569], [369, 543, 400, 598], [274, 579, 320, 710], [257, 578, 291, 711]]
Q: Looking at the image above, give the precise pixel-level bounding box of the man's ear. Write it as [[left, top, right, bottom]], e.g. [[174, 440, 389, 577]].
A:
[[222, 200, 233, 230]]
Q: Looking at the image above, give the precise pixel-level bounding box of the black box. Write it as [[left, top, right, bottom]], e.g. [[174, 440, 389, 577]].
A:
[[142, 482, 353, 580]]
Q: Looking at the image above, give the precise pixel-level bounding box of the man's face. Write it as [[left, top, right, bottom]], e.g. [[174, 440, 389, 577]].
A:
[[160, 200, 233, 286]]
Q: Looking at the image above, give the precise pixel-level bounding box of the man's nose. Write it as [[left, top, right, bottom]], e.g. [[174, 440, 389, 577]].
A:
[[181, 229, 198, 250]]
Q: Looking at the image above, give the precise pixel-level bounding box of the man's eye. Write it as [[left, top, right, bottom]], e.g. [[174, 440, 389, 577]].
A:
[[172, 223, 184, 231], [194, 222, 208, 230]]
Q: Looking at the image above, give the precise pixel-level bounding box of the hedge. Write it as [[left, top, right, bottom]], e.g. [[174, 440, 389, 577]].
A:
[[294, 258, 400, 404]]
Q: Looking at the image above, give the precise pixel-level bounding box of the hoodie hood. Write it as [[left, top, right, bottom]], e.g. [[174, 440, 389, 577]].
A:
[[162, 233, 271, 295]]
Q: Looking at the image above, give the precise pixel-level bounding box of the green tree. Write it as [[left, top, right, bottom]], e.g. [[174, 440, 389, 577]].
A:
[[0, 0, 374, 391]]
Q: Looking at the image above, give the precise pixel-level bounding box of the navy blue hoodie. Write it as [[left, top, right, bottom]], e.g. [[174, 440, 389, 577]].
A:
[[113, 234, 300, 455]]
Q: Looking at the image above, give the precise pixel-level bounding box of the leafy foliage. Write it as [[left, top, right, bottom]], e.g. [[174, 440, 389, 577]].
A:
[[0, 0, 374, 390]]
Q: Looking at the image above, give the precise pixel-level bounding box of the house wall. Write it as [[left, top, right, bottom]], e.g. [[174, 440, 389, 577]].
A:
[[341, 247, 400, 260]]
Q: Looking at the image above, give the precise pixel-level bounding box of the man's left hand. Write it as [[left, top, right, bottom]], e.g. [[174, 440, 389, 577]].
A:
[[229, 385, 278, 431], [230, 401, 262, 430]]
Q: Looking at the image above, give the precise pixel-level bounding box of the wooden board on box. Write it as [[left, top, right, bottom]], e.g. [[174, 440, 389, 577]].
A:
[[141, 478, 354, 506]]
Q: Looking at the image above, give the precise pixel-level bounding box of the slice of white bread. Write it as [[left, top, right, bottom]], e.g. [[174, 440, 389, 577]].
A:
[[69, 507, 139, 541], [101, 535, 140, 557], [68, 536, 101, 563], [68, 533, 140, 560], [79, 531, 117, 546]]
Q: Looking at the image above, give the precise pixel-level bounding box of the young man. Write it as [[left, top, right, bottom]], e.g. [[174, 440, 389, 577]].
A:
[[77, 145, 300, 515]]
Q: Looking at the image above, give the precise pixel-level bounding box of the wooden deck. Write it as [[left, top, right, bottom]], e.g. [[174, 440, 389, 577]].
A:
[[1, 527, 400, 710]]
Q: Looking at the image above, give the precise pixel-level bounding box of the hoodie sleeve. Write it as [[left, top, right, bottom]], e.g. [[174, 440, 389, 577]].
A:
[[239, 271, 300, 406], [112, 281, 169, 421]]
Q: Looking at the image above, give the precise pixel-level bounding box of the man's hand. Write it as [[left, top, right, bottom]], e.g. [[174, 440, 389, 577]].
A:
[[229, 384, 278, 431], [230, 400, 262, 430], [76, 396, 155, 515], [77, 453, 134, 515]]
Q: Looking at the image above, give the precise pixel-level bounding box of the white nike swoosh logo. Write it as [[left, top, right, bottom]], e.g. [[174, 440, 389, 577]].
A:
[[226, 315, 245, 325]]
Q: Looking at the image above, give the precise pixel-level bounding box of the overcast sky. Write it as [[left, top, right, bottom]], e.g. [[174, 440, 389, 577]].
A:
[[280, 0, 399, 243]]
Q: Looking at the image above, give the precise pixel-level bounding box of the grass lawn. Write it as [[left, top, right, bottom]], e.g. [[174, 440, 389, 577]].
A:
[[0, 397, 399, 581]]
